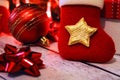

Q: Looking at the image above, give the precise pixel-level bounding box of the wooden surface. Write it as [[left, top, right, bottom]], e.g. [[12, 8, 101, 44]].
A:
[[0, 34, 120, 80]]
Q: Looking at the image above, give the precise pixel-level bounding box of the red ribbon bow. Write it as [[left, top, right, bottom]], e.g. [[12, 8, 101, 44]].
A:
[[0, 44, 44, 77]]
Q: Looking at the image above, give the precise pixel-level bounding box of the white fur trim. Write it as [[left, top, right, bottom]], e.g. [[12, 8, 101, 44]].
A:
[[0, 0, 9, 9], [60, 0, 104, 9]]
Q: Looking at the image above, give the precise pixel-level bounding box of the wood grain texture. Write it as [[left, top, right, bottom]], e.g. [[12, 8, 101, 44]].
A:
[[0, 34, 120, 80]]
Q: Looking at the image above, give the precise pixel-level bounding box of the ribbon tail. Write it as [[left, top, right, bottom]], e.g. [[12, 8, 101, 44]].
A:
[[10, 63, 22, 73], [5, 62, 15, 72], [24, 65, 40, 77], [0, 64, 5, 71]]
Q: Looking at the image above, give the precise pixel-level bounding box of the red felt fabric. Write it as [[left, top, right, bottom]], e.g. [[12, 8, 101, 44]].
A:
[[0, 6, 10, 34], [58, 5, 116, 63]]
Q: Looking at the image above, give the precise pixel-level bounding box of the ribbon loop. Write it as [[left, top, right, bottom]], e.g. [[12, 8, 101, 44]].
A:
[[0, 44, 44, 77]]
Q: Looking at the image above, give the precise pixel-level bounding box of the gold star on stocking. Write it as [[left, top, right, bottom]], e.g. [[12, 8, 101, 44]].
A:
[[65, 17, 97, 47]]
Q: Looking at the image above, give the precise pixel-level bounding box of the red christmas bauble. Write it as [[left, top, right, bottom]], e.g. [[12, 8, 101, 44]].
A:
[[9, 4, 50, 44]]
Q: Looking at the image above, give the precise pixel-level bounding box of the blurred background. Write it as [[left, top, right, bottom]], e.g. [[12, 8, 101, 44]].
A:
[[8, 0, 60, 22]]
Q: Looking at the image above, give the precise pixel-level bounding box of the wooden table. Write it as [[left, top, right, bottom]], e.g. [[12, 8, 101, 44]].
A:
[[0, 33, 120, 80]]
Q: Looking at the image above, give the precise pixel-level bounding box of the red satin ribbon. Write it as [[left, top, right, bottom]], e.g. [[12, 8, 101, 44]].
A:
[[0, 44, 44, 77]]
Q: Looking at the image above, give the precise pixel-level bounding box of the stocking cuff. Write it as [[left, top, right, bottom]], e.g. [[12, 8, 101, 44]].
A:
[[0, 0, 9, 9], [59, 0, 104, 9]]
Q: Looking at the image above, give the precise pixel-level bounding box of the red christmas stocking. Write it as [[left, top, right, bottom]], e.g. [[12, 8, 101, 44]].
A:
[[58, 0, 116, 63], [0, 0, 10, 34]]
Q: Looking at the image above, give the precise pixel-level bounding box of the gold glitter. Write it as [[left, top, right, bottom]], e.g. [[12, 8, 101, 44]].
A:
[[40, 36, 49, 46], [15, 12, 48, 40]]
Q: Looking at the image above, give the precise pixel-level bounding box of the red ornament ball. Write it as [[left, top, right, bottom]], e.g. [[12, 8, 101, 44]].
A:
[[9, 4, 50, 44]]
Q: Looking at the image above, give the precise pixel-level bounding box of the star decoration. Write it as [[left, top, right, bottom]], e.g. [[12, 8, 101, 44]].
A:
[[65, 17, 97, 47]]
